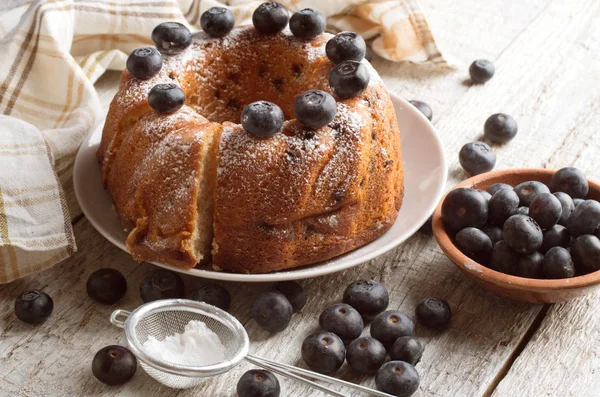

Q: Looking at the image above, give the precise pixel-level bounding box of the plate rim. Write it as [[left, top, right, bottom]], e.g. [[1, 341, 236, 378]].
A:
[[74, 93, 447, 282]]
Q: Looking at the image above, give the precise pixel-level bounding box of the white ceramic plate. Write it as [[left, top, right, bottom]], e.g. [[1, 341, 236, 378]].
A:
[[74, 93, 447, 282]]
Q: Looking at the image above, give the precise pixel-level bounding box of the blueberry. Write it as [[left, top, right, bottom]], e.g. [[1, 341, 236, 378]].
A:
[[573, 198, 585, 207], [237, 369, 280, 397], [148, 83, 185, 114], [301, 331, 345, 374], [484, 113, 518, 144], [201, 7, 235, 38], [86, 268, 127, 305], [481, 225, 503, 245], [565, 200, 600, 237], [477, 189, 492, 203], [418, 216, 433, 235], [294, 89, 337, 128], [329, 60, 370, 99], [190, 284, 231, 311], [326, 32, 367, 64], [92, 345, 137, 385], [14, 289, 53, 325], [490, 240, 519, 275], [408, 100, 433, 121], [126, 47, 162, 80], [371, 310, 414, 347], [542, 247, 575, 279], [275, 281, 306, 313], [529, 193, 562, 230], [571, 234, 600, 273], [139, 269, 185, 302], [516, 251, 544, 278], [553, 192, 575, 226], [503, 215, 543, 254], [415, 297, 452, 329], [441, 188, 488, 232], [540, 224, 571, 254], [289, 8, 325, 40], [376, 361, 420, 397], [488, 188, 520, 226], [549, 167, 589, 199], [390, 336, 424, 366], [343, 280, 389, 320], [151, 22, 191, 55], [515, 206, 530, 216], [458, 142, 496, 176], [346, 337, 387, 374], [252, 291, 293, 333], [487, 183, 512, 195], [469, 59, 495, 84], [513, 181, 550, 207], [319, 303, 364, 343], [252, 2, 289, 34], [241, 101, 284, 138], [455, 227, 493, 263]]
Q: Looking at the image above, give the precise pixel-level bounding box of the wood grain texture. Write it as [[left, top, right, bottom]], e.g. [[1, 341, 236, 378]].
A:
[[1, 0, 600, 396]]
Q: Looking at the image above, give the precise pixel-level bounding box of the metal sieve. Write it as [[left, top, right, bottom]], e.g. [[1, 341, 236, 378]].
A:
[[110, 299, 394, 395]]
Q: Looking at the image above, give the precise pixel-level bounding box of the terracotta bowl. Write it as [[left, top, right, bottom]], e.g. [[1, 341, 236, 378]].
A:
[[432, 168, 600, 303]]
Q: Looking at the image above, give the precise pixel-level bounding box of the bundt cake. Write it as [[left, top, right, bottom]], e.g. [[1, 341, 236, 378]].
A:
[[97, 4, 404, 274]]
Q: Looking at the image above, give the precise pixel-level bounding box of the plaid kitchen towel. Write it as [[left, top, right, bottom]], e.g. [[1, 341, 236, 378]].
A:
[[0, 0, 446, 283]]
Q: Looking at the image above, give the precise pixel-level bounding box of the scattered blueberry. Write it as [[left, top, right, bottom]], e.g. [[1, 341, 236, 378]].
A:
[[319, 303, 364, 344], [92, 345, 137, 385], [503, 215, 543, 254], [571, 234, 600, 273], [488, 188, 520, 226], [201, 7, 235, 38], [515, 206, 530, 216], [540, 224, 571, 254], [415, 298, 452, 329], [190, 284, 231, 311], [126, 47, 162, 80], [549, 167, 589, 199], [459, 142, 496, 176], [148, 83, 185, 114], [252, 291, 293, 333], [490, 240, 519, 275], [487, 183, 512, 196], [301, 331, 345, 374], [553, 192, 575, 226], [237, 369, 280, 397], [289, 8, 325, 40], [441, 188, 488, 232], [408, 100, 433, 121], [275, 281, 306, 313], [139, 269, 185, 302], [343, 280, 389, 321], [481, 225, 503, 245], [390, 336, 424, 366], [294, 89, 337, 128], [542, 247, 575, 279], [151, 22, 192, 55], [513, 181, 551, 207], [418, 216, 433, 235], [484, 113, 518, 144], [370, 310, 415, 347], [529, 193, 562, 230], [376, 361, 420, 397], [565, 200, 600, 237], [516, 251, 544, 279], [252, 2, 289, 34], [86, 268, 127, 305], [329, 60, 370, 99], [241, 101, 284, 138], [326, 32, 366, 64], [455, 227, 493, 263], [14, 290, 53, 325], [469, 59, 495, 84], [346, 336, 387, 374]]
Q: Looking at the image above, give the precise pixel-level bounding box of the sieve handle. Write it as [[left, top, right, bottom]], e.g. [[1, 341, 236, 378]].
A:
[[110, 309, 131, 328]]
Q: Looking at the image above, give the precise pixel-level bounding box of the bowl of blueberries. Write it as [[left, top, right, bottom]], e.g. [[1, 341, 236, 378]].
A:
[[432, 167, 600, 303]]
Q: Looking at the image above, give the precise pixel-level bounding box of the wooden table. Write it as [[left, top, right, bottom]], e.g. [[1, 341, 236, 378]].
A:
[[2, 0, 599, 395]]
